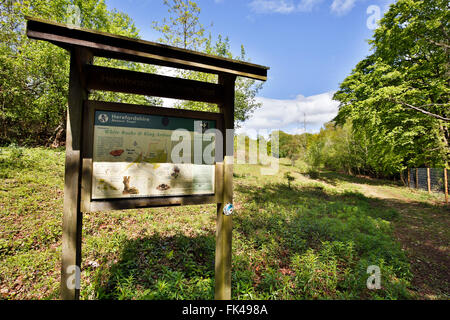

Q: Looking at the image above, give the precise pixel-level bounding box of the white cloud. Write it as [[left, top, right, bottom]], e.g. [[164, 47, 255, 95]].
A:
[[249, 0, 297, 14], [238, 91, 340, 136], [248, 0, 323, 14], [297, 0, 323, 12], [330, 0, 396, 17], [249, 0, 392, 16], [285, 127, 307, 135], [330, 0, 357, 15]]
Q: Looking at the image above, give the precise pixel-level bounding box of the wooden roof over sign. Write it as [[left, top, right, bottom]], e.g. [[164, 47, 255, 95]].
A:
[[25, 16, 269, 81]]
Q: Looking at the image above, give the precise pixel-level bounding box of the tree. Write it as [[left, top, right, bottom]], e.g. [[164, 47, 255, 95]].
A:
[[276, 130, 294, 158], [0, 0, 161, 146], [372, 0, 449, 123], [333, 0, 449, 175], [304, 122, 370, 175], [274, 130, 305, 166], [285, 135, 301, 166], [152, 0, 263, 126], [152, 0, 207, 51]]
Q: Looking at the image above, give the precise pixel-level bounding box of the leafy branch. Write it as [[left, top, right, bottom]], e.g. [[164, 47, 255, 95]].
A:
[[389, 99, 450, 122]]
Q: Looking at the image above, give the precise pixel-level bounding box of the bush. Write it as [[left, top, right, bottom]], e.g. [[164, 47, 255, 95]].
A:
[[307, 168, 320, 179], [284, 172, 295, 188]]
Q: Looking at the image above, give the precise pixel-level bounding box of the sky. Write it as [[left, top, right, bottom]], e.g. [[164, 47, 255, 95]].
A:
[[104, 0, 395, 136]]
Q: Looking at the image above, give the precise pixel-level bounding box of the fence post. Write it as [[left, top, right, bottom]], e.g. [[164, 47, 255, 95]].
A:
[[427, 167, 431, 193], [415, 168, 419, 189], [407, 168, 411, 188], [445, 168, 448, 204]]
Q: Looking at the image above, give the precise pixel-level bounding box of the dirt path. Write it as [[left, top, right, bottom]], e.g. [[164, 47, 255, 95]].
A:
[[350, 182, 450, 299], [353, 183, 408, 200], [390, 202, 449, 299]]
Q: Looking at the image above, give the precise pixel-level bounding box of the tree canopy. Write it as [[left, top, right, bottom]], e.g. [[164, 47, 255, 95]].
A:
[[0, 0, 264, 145], [333, 0, 449, 175], [0, 0, 160, 146], [152, 0, 207, 51], [152, 0, 263, 126]]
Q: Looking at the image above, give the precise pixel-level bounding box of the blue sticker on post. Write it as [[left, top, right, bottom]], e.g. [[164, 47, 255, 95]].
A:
[[223, 203, 234, 216]]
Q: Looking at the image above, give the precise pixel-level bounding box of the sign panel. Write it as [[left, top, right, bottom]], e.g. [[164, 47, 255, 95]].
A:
[[92, 109, 216, 200]]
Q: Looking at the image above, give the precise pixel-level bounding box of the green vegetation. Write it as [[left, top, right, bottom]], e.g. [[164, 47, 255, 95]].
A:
[[0, 0, 165, 147], [151, 0, 263, 124], [0, 0, 448, 302], [333, 0, 449, 176], [1, 147, 448, 299], [283, 171, 295, 189], [273, 0, 449, 180], [0, 0, 262, 147]]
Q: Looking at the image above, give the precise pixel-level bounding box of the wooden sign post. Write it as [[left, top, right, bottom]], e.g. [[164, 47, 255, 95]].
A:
[[60, 48, 92, 300], [215, 74, 235, 299], [26, 17, 269, 300]]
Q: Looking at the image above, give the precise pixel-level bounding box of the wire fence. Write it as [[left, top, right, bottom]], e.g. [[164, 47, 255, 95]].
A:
[[402, 168, 449, 203]]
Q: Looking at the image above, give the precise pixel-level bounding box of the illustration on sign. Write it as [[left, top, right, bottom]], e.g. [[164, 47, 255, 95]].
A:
[[92, 110, 216, 199]]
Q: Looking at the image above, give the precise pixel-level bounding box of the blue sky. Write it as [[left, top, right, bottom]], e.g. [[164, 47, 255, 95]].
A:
[[104, 0, 394, 135]]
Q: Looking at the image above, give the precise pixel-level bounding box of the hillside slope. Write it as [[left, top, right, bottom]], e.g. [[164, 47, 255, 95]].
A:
[[0, 147, 448, 299]]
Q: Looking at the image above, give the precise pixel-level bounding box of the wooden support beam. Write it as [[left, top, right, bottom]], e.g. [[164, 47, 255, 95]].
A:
[[26, 17, 269, 81], [84, 100, 222, 120], [61, 48, 92, 300], [88, 195, 216, 212], [215, 74, 236, 300], [85, 65, 223, 104]]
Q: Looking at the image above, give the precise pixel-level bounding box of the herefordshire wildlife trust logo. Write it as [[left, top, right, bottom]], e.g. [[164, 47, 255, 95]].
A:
[[98, 113, 109, 123]]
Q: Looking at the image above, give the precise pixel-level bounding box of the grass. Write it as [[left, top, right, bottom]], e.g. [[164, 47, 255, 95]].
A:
[[0, 147, 448, 299]]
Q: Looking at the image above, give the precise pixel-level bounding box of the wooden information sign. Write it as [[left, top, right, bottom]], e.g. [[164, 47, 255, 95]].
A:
[[25, 16, 269, 300], [81, 100, 223, 212]]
